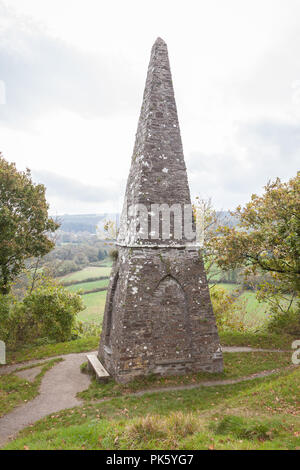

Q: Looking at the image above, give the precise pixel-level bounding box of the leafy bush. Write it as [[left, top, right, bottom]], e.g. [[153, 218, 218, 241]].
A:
[[109, 249, 118, 261], [73, 321, 101, 339], [210, 286, 251, 332], [54, 260, 79, 277], [0, 279, 84, 349], [267, 302, 300, 336], [0, 294, 16, 344], [22, 280, 83, 342]]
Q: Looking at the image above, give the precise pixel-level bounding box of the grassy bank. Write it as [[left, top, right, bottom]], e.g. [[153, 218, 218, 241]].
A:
[[4, 366, 299, 450], [78, 351, 292, 401], [3, 331, 294, 366], [3, 337, 99, 365], [0, 359, 62, 417], [60, 266, 111, 283]]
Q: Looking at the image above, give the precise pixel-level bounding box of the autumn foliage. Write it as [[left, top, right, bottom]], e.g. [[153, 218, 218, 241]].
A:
[[0, 154, 59, 294]]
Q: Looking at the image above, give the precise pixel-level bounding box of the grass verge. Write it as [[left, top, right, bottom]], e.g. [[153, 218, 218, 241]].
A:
[[0, 359, 62, 417], [4, 336, 98, 365], [4, 367, 299, 450], [219, 331, 294, 350], [78, 351, 292, 401]]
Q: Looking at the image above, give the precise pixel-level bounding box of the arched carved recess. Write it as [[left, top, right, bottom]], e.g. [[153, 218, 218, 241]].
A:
[[151, 274, 192, 362], [105, 270, 119, 348]]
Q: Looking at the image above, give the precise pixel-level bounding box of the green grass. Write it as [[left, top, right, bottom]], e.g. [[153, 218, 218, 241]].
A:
[[230, 366, 300, 416], [5, 414, 297, 450], [3, 331, 292, 367], [78, 351, 291, 401], [213, 283, 269, 326], [78, 290, 107, 323], [213, 282, 236, 291], [98, 259, 113, 267], [211, 414, 279, 440], [74, 280, 271, 327], [0, 359, 62, 417], [60, 266, 109, 323], [4, 336, 99, 365], [212, 283, 295, 329], [61, 266, 111, 283], [219, 331, 294, 350], [4, 367, 299, 450], [66, 278, 109, 294]]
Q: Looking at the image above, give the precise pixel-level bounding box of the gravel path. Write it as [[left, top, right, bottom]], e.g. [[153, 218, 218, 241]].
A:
[[0, 346, 290, 448], [0, 352, 91, 447], [0, 346, 287, 377], [131, 367, 291, 396], [222, 346, 288, 353]]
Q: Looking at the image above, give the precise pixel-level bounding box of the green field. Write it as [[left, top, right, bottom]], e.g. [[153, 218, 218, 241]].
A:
[[66, 278, 109, 293], [62, 268, 283, 329], [215, 283, 269, 325], [61, 266, 111, 282], [98, 259, 113, 267], [74, 278, 269, 327], [59, 266, 112, 323], [78, 290, 108, 323], [214, 283, 295, 328]]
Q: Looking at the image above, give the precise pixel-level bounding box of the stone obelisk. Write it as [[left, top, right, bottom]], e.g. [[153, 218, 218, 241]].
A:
[[98, 38, 223, 383]]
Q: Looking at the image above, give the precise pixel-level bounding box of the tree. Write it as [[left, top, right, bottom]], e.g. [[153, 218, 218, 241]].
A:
[[0, 154, 59, 294], [0, 276, 84, 347], [98, 249, 105, 261], [193, 197, 232, 285], [210, 172, 300, 323]]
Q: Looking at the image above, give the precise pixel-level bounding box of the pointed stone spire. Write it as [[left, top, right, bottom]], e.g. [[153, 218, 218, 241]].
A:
[[97, 39, 223, 384], [118, 38, 192, 246]]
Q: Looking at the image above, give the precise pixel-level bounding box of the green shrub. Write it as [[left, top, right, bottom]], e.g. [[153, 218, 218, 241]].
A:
[[55, 260, 79, 277], [210, 286, 251, 332], [109, 249, 118, 261], [267, 302, 300, 336], [0, 294, 16, 344], [125, 415, 167, 443], [74, 321, 101, 339], [212, 415, 279, 441], [0, 294, 32, 347], [22, 280, 83, 342], [0, 279, 84, 348]]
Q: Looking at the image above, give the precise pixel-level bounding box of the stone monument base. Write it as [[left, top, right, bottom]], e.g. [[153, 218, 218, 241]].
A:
[[98, 246, 223, 384]]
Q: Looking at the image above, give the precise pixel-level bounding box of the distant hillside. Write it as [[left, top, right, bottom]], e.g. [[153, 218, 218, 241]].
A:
[[58, 213, 119, 233], [57, 212, 237, 234], [217, 211, 239, 228]]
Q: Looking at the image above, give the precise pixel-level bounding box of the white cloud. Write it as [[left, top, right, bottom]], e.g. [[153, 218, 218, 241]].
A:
[[1, 0, 300, 213], [32, 169, 121, 214], [0, 2, 139, 126], [187, 117, 300, 210]]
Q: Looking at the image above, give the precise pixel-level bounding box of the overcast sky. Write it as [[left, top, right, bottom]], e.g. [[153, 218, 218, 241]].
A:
[[0, 0, 299, 215]]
